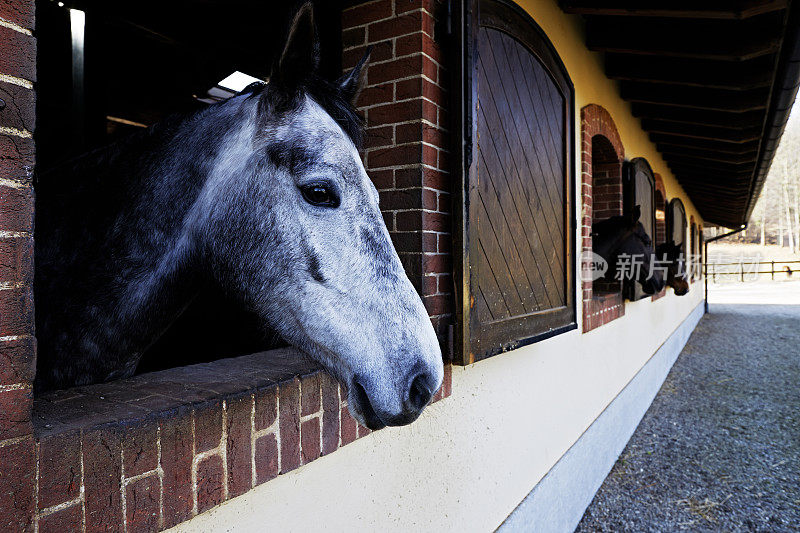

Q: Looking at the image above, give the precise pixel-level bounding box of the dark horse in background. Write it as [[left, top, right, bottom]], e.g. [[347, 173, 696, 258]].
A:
[[592, 205, 665, 295], [35, 4, 443, 430], [655, 240, 690, 295]]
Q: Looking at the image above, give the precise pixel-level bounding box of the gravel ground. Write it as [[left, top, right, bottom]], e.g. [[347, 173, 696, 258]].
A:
[[577, 284, 800, 532]]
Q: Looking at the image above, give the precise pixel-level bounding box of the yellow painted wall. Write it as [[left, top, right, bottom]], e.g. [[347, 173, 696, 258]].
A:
[[170, 2, 707, 532], [516, 0, 704, 228]]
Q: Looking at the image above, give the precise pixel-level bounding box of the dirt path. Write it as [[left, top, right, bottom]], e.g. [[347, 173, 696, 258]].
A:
[[576, 283, 800, 532]]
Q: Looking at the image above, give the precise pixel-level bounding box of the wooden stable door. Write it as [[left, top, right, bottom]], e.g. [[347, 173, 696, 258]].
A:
[[461, 0, 575, 363]]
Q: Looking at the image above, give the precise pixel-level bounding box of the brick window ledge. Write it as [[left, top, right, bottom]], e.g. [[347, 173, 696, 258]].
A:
[[30, 349, 451, 531], [584, 292, 624, 332]]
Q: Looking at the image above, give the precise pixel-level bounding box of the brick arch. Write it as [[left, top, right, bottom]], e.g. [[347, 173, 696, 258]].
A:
[[580, 104, 626, 332]]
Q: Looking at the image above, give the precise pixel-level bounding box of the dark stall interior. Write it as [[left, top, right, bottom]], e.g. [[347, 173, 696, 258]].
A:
[[35, 0, 344, 374]]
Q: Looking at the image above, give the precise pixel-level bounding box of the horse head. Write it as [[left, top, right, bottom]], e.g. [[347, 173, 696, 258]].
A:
[[592, 205, 665, 295], [655, 240, 689, 295], [197, 4, 442, 429]]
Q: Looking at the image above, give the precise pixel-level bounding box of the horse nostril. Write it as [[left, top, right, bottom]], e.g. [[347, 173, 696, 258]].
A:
[[407, 373, 434, 412]]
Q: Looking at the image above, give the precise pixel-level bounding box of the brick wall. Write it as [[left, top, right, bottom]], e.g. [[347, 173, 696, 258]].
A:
[[0, 0, 37, 530], [581, 104, 625, 333], [0, 1, 455, 530], [29, 350, 452, 532], [341, 0, 454, 345]]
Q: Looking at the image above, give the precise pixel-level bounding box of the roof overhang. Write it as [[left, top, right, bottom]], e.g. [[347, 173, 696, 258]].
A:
[[561, 1, 800, 227]]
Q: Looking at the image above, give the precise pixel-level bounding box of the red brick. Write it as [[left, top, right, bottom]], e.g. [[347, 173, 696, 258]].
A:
[[340, 405, 357, 446], [0, 437, 34, 531], [368, 11, 424, 43], [38, 503, 82, 533], [0, 236, 32, 285], [0, 387, 31, 439], [279, 379, 301, 473], [0, 335, 34, 386], [396, 31, 442, 64], [360, 82, 396, 109], [422, 143, 438, 167], [424, 124, 445, 148], [253, 386, 278, 431], [396, 210, 422, 231], [196, 455, 224, 514], [0, 135, 34, 182], [365, 124, 394, 150], [0, 26, 35, 81], [343, 0, 393, 28], [254, 433, 279, 485], [380, 188, 422, 210], [37, 430, 82, 509], [368, 54, 424, 85], [122, 422, 158, 477], [423, 274, 438, 295], [421, 167, 449, 190], [396, 167, 423, 188], [225, 394, 252, 498], [423, 294, 450, 316], [301, 373, 321, 416], [396, 122, 422, 144], [367, 99, 421, 125], [368, 143, 421, 169], [0, 81, 34, 132], [422, 211, 450, 232], [125, 476, 160, 533], [301, 418, 321, 464], [342, 26, 366, 49], [160, 411, 193, 528], [320, 373, 340, 456], [84, 427, 124, 532], [369, 168, 394, 190], [194, 400, 222, 453], [344, 40, 393, 71], [390, 231, 423, 254], [437, 272, 453, 294], [394, 0, 435, 14], [0, 185, 33, 233], [422, 231, 437, 252], [0, 0, 34, 29], [423, 252, 451, 275], [437, 233, 452, 254]]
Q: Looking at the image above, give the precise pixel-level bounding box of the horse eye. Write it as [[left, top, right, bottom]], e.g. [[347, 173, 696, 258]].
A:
[[300, 183, 340, 208]]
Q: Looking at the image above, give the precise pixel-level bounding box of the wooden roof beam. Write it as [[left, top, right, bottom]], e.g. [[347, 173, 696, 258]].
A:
[[641, 120, 762, 142], [632, 104, 765, 129], [622, 82, 769, 112], [586, 14, 783, 61], [652, 137, 761, 154], [561, 1, 787, 20], [605, 54, 774, 90], [663, 154, 755, 172], [657, 146, 759, 164]]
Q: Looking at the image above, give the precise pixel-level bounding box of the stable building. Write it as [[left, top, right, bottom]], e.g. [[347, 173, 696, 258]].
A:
[[0, 0, 798, 531]]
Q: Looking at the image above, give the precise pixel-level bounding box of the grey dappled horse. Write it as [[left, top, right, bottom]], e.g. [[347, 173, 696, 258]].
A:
[[34, 4, 443, 430]]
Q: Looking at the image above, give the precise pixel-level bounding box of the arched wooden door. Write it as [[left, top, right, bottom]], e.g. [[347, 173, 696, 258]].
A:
[[462, 0, 575, 362], [624, 158, 656, 300]]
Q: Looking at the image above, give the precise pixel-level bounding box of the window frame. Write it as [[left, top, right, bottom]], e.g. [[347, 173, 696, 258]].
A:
[[667, 198, 688, 277], [623, 157, 657, 301], [453, 0, 576, 365]]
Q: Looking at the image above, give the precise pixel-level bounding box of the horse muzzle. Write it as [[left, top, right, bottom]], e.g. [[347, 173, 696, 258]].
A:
[[349, 366, 440, 430]]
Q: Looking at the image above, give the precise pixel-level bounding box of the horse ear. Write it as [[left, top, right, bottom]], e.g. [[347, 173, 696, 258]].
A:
[[272, 3, 319, 92], [338, 47, 371, 105]]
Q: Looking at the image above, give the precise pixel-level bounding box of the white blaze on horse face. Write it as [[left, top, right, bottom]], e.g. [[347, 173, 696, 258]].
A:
[[254, 96, 443, 429]]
